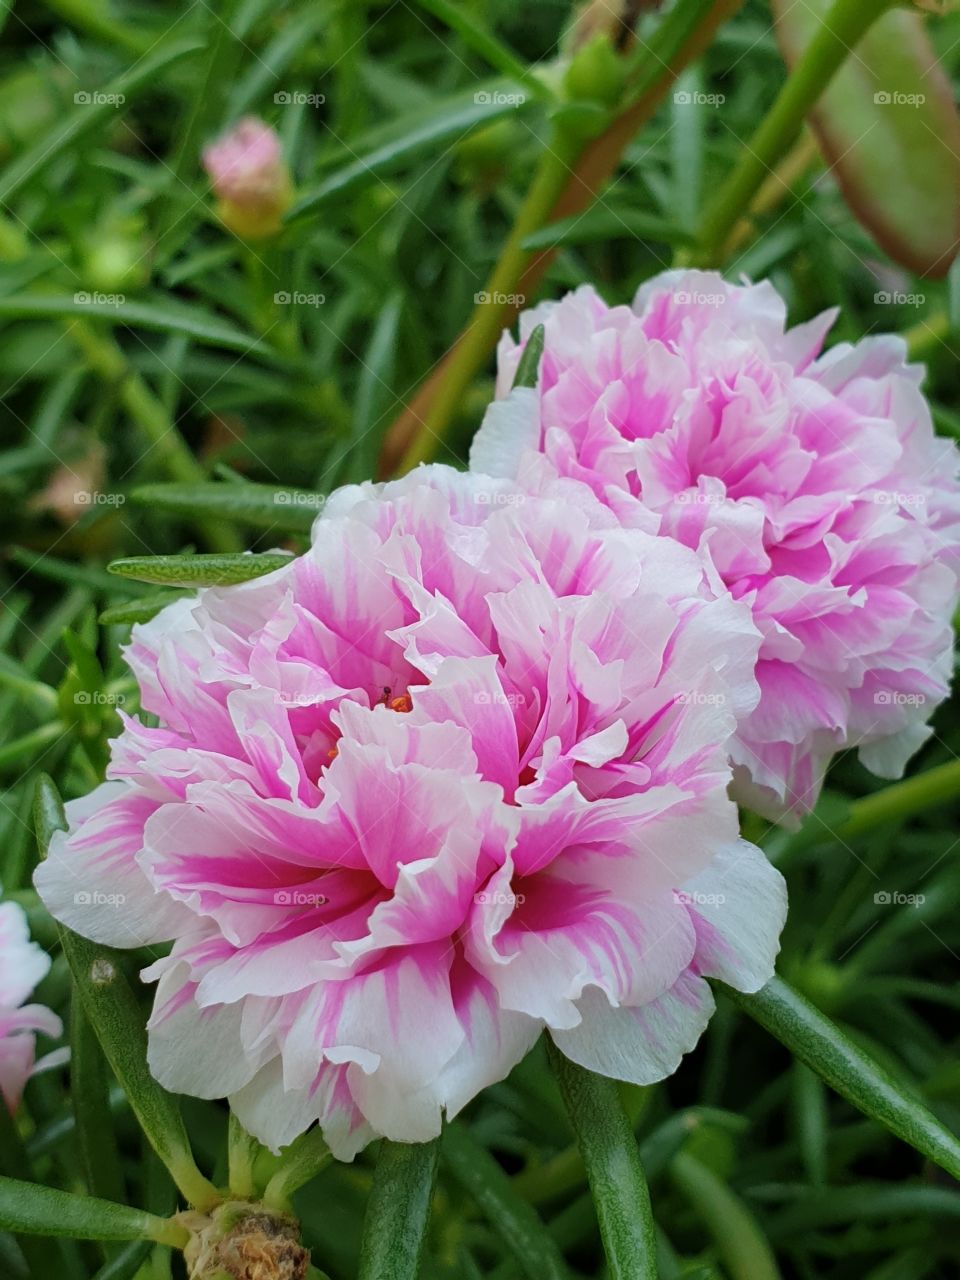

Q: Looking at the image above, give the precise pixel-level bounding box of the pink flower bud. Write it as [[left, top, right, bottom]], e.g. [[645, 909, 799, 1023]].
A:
[[202, 118, 292, 239]]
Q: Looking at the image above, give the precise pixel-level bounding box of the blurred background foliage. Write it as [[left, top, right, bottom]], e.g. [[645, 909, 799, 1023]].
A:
[[2, 1, 960, 1277]]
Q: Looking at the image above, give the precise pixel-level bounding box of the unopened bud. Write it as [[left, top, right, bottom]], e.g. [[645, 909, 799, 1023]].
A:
[[202, 118, 293, 240]]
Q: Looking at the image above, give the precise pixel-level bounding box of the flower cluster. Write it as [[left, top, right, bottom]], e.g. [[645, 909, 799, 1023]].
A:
[[0, 901, 61, 1112], [37, 269, 955, 1159], [473, 271, 960, 820], [37, 468, 784, 1156]]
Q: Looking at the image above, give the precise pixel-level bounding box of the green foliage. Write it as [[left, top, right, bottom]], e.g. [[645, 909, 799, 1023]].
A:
[[2, 1, 960, 1278]]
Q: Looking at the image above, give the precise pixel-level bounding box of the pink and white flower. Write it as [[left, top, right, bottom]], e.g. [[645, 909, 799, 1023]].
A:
[[0, 901, 61, 1112], [472, 271, 960, 821], [36, 467, 785, 1156]]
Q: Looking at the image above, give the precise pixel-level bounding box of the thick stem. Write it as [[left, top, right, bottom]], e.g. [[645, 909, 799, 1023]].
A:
[[696, 0, 898, 264], [548, 1045, 656, 1280]]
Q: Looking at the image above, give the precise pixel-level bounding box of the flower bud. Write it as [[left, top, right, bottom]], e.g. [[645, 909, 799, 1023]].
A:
[[202, 118, 292, 240]]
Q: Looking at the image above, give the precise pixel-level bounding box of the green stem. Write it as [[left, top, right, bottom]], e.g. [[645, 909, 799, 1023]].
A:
[[670, 1152, 781, 1280], [548, 1045, 656, 1280], [695, 0, 898, 264], [358, 1138, 441, 1280], [65, 321, 240, 552], [784, 759, 960, 857], [227, 1115, 263, 1201], [398, 141, 575, 472], [0, 721, 64, 772], [722, 976, 960, 1180], [261, 1129, 331, 1210]]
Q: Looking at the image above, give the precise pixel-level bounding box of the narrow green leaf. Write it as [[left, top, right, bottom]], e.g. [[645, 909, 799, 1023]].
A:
[[91, 1240, 153, 1280], [287, 83, 529, 221], [771, 1183, 960, 1234], [98, 593, 189, 627], [670, 1153, 781, 1280], [0, 295, 270, 357], [521, 208, 694, 251], [511, 325, 546, 390], [358, 1138, 441, 1280], [772, 0, 960, 276], [34, 776, 221, 1213], [0, 38, 206, 205], [413, 0, 551, 99], [443, 1124, 569, 1280], [107, 552, 294, 587], [722, 976, 960, 1179], [131, 482, 324, 534], [0, 1178, 187, 1247], [71, 1001, 125, 1205], [549, 1046, 656, 1280]]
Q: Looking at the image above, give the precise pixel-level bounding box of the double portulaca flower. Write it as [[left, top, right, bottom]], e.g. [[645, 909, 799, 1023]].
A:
[[34, 271, 959, 1158]]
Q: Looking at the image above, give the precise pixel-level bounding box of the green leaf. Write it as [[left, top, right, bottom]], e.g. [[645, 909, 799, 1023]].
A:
[[0, 295, 270, 357], [722, 976, 960, 1179], [772, 0, 960, 276], [443, 1124, 569, 1280], [670, 1153, 781, 1280], [511, 325, 546, 390], [131, 482, 324, 535], [412, 0, 551, 99], [34, 776, 221, 1213], [0, 38, 206, 205], [520, 208, 694, 251], [287, 83, 530, 221], [0, 1178, 187, 1247], [357, 1138, 441, 1280], [107, 552, 294, 587], [98, 592, 190, 627], [92, 1240, 154, 1280], [548, 1046, 656, 1280]]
